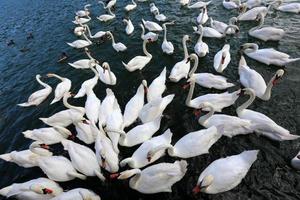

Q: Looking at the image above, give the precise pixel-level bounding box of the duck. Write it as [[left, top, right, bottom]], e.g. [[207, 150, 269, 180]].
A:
[[124, 0, 137, 12], [185, 79, 239, 112], [142, 19, 163, 31], [210, 17, 238, 34], [51, 188, 100, 200], [83, 24, 106, 39], [46, 73, 71, 105], [248, 13, 285, 41], [74, 67, 99, 98], [154, 10, 167, 22], [188, 0, 211, 9], [197, 7, 208, 24], [85, 88, 101, 125], [123, 18, 134, 35], [236, 88, 300, 141], [116, 117, 162, 147], [188, 54, 234, 90], [40, 92, 85, 127], [239, 56, 284, 101], [123, 81, 147, 127], [22, 126, 73, 145], [61, 139, 105, 181], [97, 6, 115, 22], [147, 67, 167, 102], [140, 23, 158, 41], [240, 43, 300, 66], [237, 5, 269, 21], [120, 129, 172, 169], [98, 88, 116, 127], [291, 151, 300, 170], [68, 48, 100, 69], [0, 178, 63, 200], [76, 4, 91, 17], [72, 16, 91, 25], [122, 39, 152, 72], [147, 126, 221, 160], [106, 31, 127, 52], [111, 160, 187, 194], [96, 62, 117, 85], [169, 35, 190, 82], [18, 75, 52, 107], [161, 21, 175, 55], [194, 25, 209, 57], [213, 44, 231, 73], [223, 0, 240, 9], [272, 0, 300, 13], [193, 150, 259, 194], [139, 94, 174, 123], [67, 33, 92, 49], [149, 3, 159, 14], [197, 102, 253, 137]]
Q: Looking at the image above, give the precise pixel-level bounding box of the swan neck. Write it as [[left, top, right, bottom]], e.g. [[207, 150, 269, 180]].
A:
[[36, 76, 49, 88], [261, 72, 277, 100], [185, 81, 195, 106], [108, 32, 116, 44], [237, 91, 256, 115], [183, 38, 189, 60], [85, 25, 92, 37], [140, 25, 145, 37], [143, 40, 151, 57], [163, 24, 167, 41], [198, 105, 214, 125], [189, 55, 199, 77], [82, 33, 92, 43]]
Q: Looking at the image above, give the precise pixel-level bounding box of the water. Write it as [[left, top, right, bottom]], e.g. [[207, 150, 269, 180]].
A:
[[0, 0, 300, 199]]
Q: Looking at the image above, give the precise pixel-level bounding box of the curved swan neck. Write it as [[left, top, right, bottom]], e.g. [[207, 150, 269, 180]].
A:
[[261, 71, 278, 100], [85, 49, 94, 59], [143, 40, 152, 57], [107, 31, 116, 44], [222, 25, 237, 37], [90, 66, 98, 78], [36, 75, 49, 88], [84, 25, 93, 37], [250, 15, 265, 32], [82, 33, 92, 43], [48, 73, 64, 81], [132, 0, 136, 5], [188, 54, 199, 77], [237, 90, 256, 115], [63, 94, 80, 111], [108, 7, 115, 16], [163, 24, 167, 42], [185, 80, 195, 106], [140, 24, 145, 38], [198, 104, 214, 125], [197, 26, 204, 43], [182, 37, 189, 60], [29, 142, 52, 156]]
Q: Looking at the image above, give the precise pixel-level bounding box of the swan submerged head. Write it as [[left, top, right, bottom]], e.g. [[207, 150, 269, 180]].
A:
[[193, 175, 214, 194], [29, 184, 54, 195]]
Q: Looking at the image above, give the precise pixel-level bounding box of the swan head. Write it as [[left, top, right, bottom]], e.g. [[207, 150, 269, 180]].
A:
[[102, 62, 110, 70], [30, 184, 54, 195], [193, 175, 214, 194], [272, 69, 285, 85], [238, 3, 247, 12], [291, 151, 300, 170], [240, 43, 258, 54], [229, 17, 238, 25], [150, 3, 155, 7], [183, 35, 190, 42]]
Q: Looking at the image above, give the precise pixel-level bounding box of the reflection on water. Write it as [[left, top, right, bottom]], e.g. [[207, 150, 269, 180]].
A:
[[0, 0, 299, 199]]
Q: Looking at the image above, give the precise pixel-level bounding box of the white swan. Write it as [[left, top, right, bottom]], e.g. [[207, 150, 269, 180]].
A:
[[142, 19, 163, 31], [149, 3, 159, 14], [194, 24, 239, 38], [185, 79, 239, 111], [180, 0, 190, 6], [0, 178, 63, 200], [112, 160, 187, 194], [76, 4, 91, 17], [116, 116, 161, 147], [124, 0, 137, 12], [97, 5, 115, 22], [85, 88, 101, 125], [213, 44, 231, 73], [140, 23, 158, 41], [40, 92, 85, 127], [223, 0, 240, 9], [139, 94, 174, 123], [291, 151, 300, 170], [22, 126, 72, 145], [120, 129, 172, 169], [241, 43, 300, 66], [123, 81, 146, 127], [74, 25, 86, 36], [194, 25, 209, 57], [67, 33, 92, 49], [197, 102, 253, 137], [61, 139, 105, 181], [106, 31, 127, 52], [239, 56, 284, 101], [154, 10, 167, 22], [74, 121, 95, 144], [51, 188, 100, 200], [84, 24, 106, 39], [147, 67, 167, 102], [122, 39, 152, 72], [96, 62, 117, 85], [161, 21, 175, 55], [68, 48, 99, 69], [193, 150, 259, 194], [18, 75, 52, 107], [243, 0, 262, 9], [74, 67, 99, 98], [238, 5, 269, 21], [47, 73, 71, 104], [249, 13, 285, 41], [99, 0, 116, 9], [169, 35, 190, 82], [188, 1, 211, 8], [273, 0, 300, 13], [236, 88, 300, 141], [210, 17, 238, 34], [123, 18, 134, 35], [72, 16, 91, 25], [147, 126, 221, 160], [197, 7, 208, 24], [188, 54, 234, 90], [98, 88, 116, 127]]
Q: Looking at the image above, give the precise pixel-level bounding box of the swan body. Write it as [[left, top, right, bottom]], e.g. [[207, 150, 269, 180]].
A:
[[140, 24, 158, 41], [188, 1, 211, 9], [210, 17, 238, 34], [186, 79, 239, 112], [142, 19, 163, 31], [197, 7, 208, 24], [0, 178, 63, 200], [194, 25, 209, 57], [161, 22, 174, 55], [98, 88, 116, 127], [193, 150, 259, 194], [96, 62, 117, 85], [239, 56, 284, 101], [124, 0, 137, 12], [236, 88, 300, 141], [213, 44, 231, 73], [198, 102, 253, 138], [47, 73, 71, 104], [76, 4, 91, 17], [67, 33, 92, 49], [241, 43, 300, 66], [0, 150, 41, 168], [115, 160, 187, 194], [74, 67, 99, 98], [195, 25, 239, 38], [169, 35, 190, 82], [223, 0, 240, 9], [123, 19, 134, 35], [72, 16, 91, 25], [97, 7, 115, 22], [84, 24, 106, 39], [123, 81, 146, 127], [122, 39, 152, 72], [139, 94, 174, 123], [106, 31, 127, 52], [244, 0, 261, 9], [147, 67, 166, 102], [120, 129, 172, 169], [118, 116, 162, 147], [74, 121, 95, 144], [61, 140, 105, 181], [68, 59, 99, 69], [51, 188, 100, 200], [18, 75, 52, 107], [274, 1, 300, 13], [99, 0, 116, 9], [154, 10, 167, 22], [150, 3, 159, 14], [238, 6, 268, 21], [85, 88, 101, 124], [291, 151, 300, 170]]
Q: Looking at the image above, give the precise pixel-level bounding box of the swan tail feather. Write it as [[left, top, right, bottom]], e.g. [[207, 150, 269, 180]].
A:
[[22, 130, 33, 139], [0, 186, 12, 197], [17, 102, 32, 107], [50, 99, 59, 105], [288, 58, 300, 64], [66, 42, 74, 47], [68, 172, 87, 180], [120, 158, 133, 167], [95, 170, 106, 182], [0, 153, 12, 162], [122, 61, 131, 71]]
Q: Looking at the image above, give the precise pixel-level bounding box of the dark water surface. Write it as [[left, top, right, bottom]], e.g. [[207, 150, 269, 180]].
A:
[[0, 0, 300, 199]]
